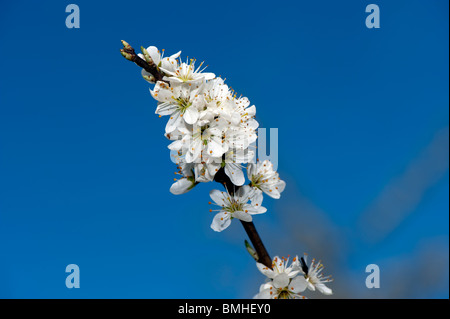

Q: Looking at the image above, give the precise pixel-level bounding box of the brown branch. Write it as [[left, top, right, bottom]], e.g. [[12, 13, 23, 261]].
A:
[[240, 220, 273, 269]]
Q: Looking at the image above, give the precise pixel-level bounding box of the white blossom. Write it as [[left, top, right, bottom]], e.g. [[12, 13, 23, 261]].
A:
[[247, 160, 286, 199], [295, 254, 333, 295], [254, 254, 333, 298], [151, 82, 206, 133], [223, 149, 254, 186], [254, 256, 307, 299], [169, 160, 197, 195], [160, 58, 215, 84], [126, 42, 334, 299], [209, 186, 266, 232]]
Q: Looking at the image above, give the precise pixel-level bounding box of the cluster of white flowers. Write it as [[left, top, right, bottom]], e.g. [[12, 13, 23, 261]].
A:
[[139, 46, 285, 232], [130, 44, 333, 299], [254, 255, 333, 299]]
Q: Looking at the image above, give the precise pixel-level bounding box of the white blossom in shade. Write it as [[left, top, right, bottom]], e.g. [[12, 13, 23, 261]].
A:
[[170, 163, 196, 195], [170, 177, 194, 195], [224, 162, 244, 186], [247, 160, 286, 199], [295, 254, 333, 295], [254, 256, 308, 299], [193, 158, 220, 183], [160, 58, 215, 84], [151, 81, 206, 133], [167, 129, 222, 182], [223, 149, 254, 186], [209, 185, 266, 232]]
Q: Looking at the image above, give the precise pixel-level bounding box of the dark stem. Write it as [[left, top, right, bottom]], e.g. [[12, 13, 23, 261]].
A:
[[240, 220, 273, 269], [213, 168, 273, 269]]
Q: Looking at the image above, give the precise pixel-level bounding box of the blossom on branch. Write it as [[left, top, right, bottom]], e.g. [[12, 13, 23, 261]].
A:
[[248, 159, 286, 199], [120, 41, 333, 299], [209, 186, 266, 232], [254, 256, 307, 299], [138, 46, 181, 83], [254, 255, 333, 299], [297, 254, 333, 295], [136, 46, 280, 196]]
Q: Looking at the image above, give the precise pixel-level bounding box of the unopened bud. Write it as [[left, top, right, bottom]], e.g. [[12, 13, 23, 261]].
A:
[[245, 240, 258, 261], [120, 49, 134, 61], [140, 46, 154, 66], [121, 40, 132, 50], [142, 74, 155, 83], [120, 40, 136, 61]]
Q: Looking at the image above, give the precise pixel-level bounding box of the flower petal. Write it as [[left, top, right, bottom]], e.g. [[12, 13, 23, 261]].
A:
[[165, 111, 183, 133], [209, 189, 228, 207], [251, 190, 264, 207], [170, 178, 194, 195], [233, 210, 252, 222], [256, 263, 275, 279], [183, 106, 199, 125], [247, 163, 257, 180], [289, 276, 308, 293], [207, 138, 224, 158], [146, 46, 161, 66], [254, 288, 273, 299], [277, 180, 286, 193], [316, 283, 333, 295], [225, 163, 245, 186], [273, 273, 289, 289], [210, 212, 231, 232], [245, 205, 267, 215], [201, 72, 216, 80]]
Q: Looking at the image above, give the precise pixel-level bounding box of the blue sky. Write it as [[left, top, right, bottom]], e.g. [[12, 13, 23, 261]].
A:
[[0, 0, 448, 298]]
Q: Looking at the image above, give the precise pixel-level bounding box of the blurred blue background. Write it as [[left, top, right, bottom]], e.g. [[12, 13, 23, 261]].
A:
[[0, 0, 448, 298]]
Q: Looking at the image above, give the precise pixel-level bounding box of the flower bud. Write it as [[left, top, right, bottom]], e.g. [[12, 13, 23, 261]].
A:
[[120, 49, 134, 61], [245, 240, 259, 261], [140, 46, 154, 66], [121, 40, 132, 50], [142, 74, 156, 83]]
